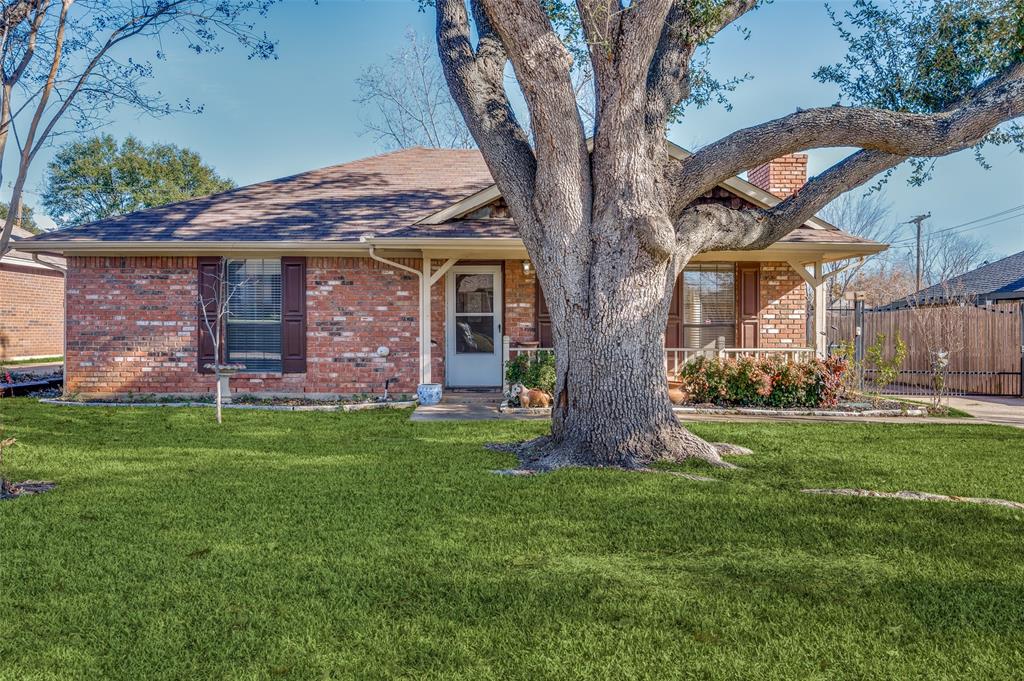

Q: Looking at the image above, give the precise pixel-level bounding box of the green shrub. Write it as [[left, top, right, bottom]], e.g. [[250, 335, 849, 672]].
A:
[[505, 351, 556, 393], [865, 332, 907, 397], [677, 355, 847, 408]]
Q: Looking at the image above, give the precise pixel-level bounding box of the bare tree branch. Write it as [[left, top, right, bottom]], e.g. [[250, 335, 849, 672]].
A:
[[474, 0, 588, 204], [356, 28, 474, 150], [0, 0, 279, 255], [676, 149, 903, 253]]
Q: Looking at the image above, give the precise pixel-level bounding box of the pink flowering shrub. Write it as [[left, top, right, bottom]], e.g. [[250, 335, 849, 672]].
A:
[[677, 355, 847, 408]]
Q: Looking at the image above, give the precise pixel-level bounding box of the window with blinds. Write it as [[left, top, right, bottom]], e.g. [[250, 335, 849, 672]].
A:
[[225, 258, 282, 372], [682, 264, 736, 349]]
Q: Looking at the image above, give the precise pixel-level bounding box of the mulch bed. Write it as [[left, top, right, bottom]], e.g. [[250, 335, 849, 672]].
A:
[[1, 371, 63, 397]]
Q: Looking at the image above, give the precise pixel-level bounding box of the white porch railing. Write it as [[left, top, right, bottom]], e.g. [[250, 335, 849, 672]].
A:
[[501, 336, 815, 391], [663, 347, 815, 376]]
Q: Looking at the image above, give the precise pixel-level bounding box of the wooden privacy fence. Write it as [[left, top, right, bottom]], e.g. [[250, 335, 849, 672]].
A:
[[826, 302, 1024, 397]]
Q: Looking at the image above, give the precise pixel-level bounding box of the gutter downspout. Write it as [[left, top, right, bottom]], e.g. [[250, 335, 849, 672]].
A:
[[366, 241, 457, 388], [367, 243, 429, 385], [32, 253, 67, 274]]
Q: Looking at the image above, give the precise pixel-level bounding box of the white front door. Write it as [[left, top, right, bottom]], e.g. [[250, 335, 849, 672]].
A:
[[446, 265, 503, 387]]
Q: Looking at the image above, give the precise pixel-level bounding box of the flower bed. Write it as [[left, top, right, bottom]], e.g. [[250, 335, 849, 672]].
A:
[[498, 353, 928, 416], [675, 355, 846, 409], [1, 368, 63, 397]]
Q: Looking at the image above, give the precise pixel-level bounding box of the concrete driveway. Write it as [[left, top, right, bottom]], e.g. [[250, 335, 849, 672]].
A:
[[944, 396, 1024, 429], [893, 395, 1024, 429]]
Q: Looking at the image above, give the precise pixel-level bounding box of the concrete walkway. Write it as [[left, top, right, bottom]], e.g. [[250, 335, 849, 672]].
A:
[[411, 390, 1024, 429], [410, 390, 548, 421], [892, 395, 1024, 429]]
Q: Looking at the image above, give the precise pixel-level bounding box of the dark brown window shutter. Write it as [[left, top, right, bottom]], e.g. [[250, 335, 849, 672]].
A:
[[665, 275, 684, 347], [536, 285, 553, 347], [737, 263, 760, 348], [197, 257, 222, 374], [281, 256, 307, 373]]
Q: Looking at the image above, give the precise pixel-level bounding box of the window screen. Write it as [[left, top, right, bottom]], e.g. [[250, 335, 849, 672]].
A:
[[682, 264, 735, 349], [454, 273, 496, 354], [226, 258, 282, 372]]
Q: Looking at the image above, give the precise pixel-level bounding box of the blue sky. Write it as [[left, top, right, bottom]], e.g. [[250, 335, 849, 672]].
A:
[[13, 0, 1024, 258]]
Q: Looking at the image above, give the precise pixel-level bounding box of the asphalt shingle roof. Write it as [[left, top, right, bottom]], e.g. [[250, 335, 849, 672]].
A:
[[910, 250, 1024, 303], [19, 146, 880, 248], [25, 148, 494, 243]]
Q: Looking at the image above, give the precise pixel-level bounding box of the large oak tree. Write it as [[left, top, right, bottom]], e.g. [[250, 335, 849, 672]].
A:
[[432, 0, 1024, 469]]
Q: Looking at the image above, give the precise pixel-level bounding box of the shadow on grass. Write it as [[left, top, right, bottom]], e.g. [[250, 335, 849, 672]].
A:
[[2, 399, 1024, 678]]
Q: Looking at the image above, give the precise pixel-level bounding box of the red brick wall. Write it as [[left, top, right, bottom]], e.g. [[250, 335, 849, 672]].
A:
[[63, 255, 809, 397], [501, 260, 808, 349], [65, 256, 425, 398], [758, 262, 808, 347], [0, 263, 64, 360], [504, 259, 538, 344], [748, 154, 808, 199]]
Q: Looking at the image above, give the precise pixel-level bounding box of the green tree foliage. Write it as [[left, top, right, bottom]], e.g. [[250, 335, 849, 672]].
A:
[[815, 0, 1024, 184], [0, 202, 40, 234], [42, 135, 235, 227]]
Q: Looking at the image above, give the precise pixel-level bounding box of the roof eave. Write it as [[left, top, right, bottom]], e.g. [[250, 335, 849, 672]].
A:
[[14, 235, 886, 263]]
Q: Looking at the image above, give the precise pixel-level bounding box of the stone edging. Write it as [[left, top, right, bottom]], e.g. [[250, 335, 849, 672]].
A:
[[38, 398, 417, 412], [673, 406, 927, 417], [498, 403, 927, 417]]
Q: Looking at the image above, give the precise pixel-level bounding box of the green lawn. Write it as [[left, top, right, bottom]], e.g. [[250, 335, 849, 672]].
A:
[[1, 356, 63, 367], [1, 399, 1023, 680]]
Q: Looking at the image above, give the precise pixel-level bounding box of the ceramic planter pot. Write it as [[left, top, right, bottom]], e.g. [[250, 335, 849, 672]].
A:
[[417, 383, 443, 406]]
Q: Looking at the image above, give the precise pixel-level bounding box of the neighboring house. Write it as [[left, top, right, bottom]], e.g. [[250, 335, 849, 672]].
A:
[[894, 249, 1024, 307], [16, 143, 885, 398], [0, 225, 65, 362]]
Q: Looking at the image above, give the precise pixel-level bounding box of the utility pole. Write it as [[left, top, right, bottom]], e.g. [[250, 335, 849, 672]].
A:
[[905, 212, 931, 292]]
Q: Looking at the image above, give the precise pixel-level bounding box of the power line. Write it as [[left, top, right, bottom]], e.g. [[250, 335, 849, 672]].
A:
[[889, 210, 1024, 246], [888, 205, 1024, 246], [931, 203, 1024, 233]]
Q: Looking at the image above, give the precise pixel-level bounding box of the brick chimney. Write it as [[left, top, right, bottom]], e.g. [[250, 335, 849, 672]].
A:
[[748, 153, 808, 199]]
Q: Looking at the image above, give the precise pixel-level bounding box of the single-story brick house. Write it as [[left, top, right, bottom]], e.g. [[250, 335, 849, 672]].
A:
[[16, 142, 885, 398], [1, 225, 65, 362]]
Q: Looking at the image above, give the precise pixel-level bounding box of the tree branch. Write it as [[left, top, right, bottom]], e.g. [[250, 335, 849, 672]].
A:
[[476, 0, 587, 179], [435, 0, 536, 213], [675, 149, 903, 253], [672, 61, 1024, 215], [646, 0, 759, 126]]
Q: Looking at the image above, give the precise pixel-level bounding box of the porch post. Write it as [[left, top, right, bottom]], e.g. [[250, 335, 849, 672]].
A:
[[421, 257, 432, 385], [813, 261, 827, 358]]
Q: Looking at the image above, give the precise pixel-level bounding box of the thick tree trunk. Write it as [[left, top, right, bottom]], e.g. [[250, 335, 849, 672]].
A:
[[516, 236, 733, 471]]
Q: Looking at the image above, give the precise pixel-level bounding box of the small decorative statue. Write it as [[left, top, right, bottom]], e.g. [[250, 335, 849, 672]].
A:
[[509, 383, 553, 408], [667, 387, 688, 405]]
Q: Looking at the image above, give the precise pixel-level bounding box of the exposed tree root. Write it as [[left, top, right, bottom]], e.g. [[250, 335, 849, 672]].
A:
[[802, 488, 1024, 511], [638, 469, 720, 482], [710, 443, 753, 456], [486, 429, 751, 474]]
